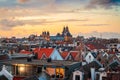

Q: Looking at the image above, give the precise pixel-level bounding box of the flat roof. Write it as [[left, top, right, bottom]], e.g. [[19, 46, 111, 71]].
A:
[[1, 59, 80, 67]]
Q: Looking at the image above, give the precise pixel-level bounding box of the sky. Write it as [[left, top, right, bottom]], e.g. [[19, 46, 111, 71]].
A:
[[0, 0, 120, 38]]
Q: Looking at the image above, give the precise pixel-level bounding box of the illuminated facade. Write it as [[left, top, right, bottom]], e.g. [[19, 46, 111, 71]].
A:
[[2, 59, 81, 80]]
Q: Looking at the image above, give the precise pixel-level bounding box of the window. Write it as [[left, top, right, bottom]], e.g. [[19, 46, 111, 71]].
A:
[[13, 64, 33, 76], [89, 55, 91, 61], [0, 75, 8, 80], [75, 75, 80, 80], [89, 55, 91, 59], [68, 54, 72, 60], [37, 66, 42, 73], [46, 68, 55, 76], [56, 68, 64, 78]]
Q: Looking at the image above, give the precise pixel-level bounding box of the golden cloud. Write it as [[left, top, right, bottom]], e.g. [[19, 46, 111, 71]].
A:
[[18, 0, 29, 3]]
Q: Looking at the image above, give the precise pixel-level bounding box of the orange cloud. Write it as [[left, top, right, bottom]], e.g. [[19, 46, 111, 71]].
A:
[[18, 0, 29, 3]]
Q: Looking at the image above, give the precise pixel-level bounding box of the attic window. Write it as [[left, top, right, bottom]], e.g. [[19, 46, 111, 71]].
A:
[[89, 55, 91, 59], [68, 54, 72, 60]]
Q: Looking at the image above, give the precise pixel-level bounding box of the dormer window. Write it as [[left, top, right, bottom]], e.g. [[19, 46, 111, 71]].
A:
[[68, 54, 72, 60], [89, 55, 91, 59]]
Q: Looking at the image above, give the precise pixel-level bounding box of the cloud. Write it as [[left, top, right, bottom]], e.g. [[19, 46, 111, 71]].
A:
[[78, 31, 120, 39], [53, 19, 88, 22], [17, 0, 55, 5], [0, 18, 48, 30], [81, 24, 109, 26], [18, 0, 29, 3], [0, 18, 24, 30], [87, 0, 120, 9], [0, 17, 89, 30], [0, 0, 7, 2], [21, 19, 88, 25]]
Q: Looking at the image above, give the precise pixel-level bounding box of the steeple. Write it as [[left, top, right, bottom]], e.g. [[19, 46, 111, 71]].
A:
[[61, 26, 72, 37], [44, 31, 46, 35], [47, 31, 50, 36], [66, 26, 69, 32], [62, 26, 66, 34]]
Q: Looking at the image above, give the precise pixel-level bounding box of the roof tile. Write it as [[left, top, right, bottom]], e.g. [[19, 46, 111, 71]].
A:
[[33, 48, 54, 59]]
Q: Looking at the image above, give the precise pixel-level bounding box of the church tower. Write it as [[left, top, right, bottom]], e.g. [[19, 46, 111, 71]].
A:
[[42, 31, 50, 41], [61, 26, 72, 42]]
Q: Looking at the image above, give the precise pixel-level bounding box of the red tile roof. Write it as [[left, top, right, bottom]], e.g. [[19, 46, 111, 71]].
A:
[[70, 51, 78, 59], [61, 51, 79, 60], [20, 50, 31, 54], [61, 51, 69, 59], [86, 43, 107, 50], [86, 44, 96, 50], [33, 48, 54, 59]]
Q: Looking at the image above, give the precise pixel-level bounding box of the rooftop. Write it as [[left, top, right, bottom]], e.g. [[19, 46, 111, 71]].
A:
[[1, 59, 79, 67]]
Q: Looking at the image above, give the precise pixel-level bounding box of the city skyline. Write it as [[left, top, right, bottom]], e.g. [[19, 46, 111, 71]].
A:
[[0, 0, 120, 38]]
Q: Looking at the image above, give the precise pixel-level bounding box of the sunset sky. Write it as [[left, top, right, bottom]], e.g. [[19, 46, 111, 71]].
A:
[[0, 0, 120, 38]]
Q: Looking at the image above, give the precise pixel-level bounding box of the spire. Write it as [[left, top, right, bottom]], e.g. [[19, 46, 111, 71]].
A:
[[63, 26, 65, 31], [66, 26, 69, 32], [47, 31, 50, 36], [44, 31, 46, 35], [62, 26, 72, 37], [62, 26, 66, 33]]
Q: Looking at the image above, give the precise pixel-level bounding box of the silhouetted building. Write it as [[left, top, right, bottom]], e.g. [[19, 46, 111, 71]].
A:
[[41, 31, 50, 41], [56, 26, 72, 42], [62, 26, 72, 37]]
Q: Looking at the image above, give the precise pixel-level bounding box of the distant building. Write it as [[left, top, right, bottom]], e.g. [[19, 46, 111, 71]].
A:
[[62, 26, 72, 42], [41, 31, 50, 41], [50, 36, 64, 41], [61, 26, 72, 37], [56, 26, 72, 42]]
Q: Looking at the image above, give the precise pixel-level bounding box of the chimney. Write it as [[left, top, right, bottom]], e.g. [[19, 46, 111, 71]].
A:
[[59, 48, 62, 53], [27, 56, 32, 62], [91, 68, 95, 80]]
